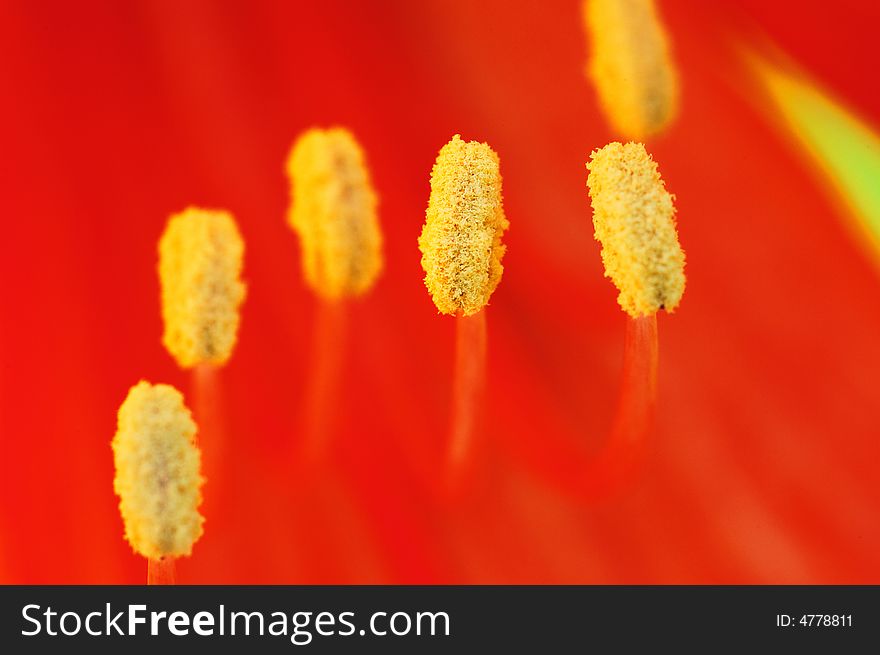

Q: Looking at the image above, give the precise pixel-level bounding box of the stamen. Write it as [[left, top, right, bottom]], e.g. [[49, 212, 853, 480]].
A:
[[286, 127, 383, 461], [419, 135, 508, 492], [419, 134, 508, 317], [286, 127, 383, 300], [583, 0, 679, 139], [580, 141, 683, 497], [111, 381, 205, 583], [158, 207, 247, 369], [586, 141, 685, 317]]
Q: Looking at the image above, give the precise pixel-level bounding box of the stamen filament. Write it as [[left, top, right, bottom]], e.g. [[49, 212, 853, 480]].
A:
[[191, 364, 217, 451], [147, 557, 176, 585], [583, 313, 658, 495], [190, 364, 223, 517], [302, 299, 348, 464], [447, 309, 488, 491]]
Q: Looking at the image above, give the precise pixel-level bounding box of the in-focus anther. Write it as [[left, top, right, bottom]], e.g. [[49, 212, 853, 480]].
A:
[[419, 134, 509, 316], [586, 141, 685, 316]]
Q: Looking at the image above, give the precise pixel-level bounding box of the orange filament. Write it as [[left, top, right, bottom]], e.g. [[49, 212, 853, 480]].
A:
[[447, 309, 488, 493], [190, 363, 225, 507], [190, 364, 217, 451], [187, 363, 238, 579], [302, 299, 348, 464], [147, 557, 176, 585], [583, 314, 658, 495]]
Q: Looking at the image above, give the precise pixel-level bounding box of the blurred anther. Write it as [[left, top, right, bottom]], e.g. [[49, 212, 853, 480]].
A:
[[583, 0, 680, 139]]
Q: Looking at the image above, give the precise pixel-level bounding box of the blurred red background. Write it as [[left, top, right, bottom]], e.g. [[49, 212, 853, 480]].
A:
[[1, 0, 879, 583]]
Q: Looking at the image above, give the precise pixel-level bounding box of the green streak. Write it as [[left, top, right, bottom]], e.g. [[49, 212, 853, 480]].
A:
[[749, 52, 880, 248]]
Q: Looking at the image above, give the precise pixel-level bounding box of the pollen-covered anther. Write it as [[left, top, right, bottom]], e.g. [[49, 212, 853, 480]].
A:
[[112, 381, 204, 560], [158, 207, 246, 369], [586, 141, 685, 317], [419, 134, 509, 316], [286, 127, 383, 300], [583, 0, 679, 139]]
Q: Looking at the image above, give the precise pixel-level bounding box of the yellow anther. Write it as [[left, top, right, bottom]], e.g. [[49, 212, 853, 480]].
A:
[[286, 127, 383, 300], [419, 135, 509, 316], [112, 381, 204, 560], [586, 141, 685, 316], [583, 0, 679, 139], [158, 207, 246, 368]]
